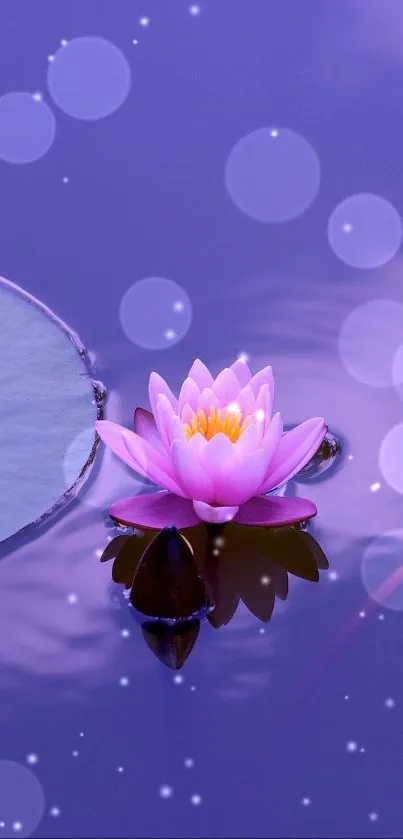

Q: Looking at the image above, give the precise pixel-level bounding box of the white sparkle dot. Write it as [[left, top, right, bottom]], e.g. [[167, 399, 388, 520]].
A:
[[189, 4, 201, 14], [270, 129, 279, 138], [72, 750, 79, 757], [212, 548, 220, 556], [360, 747, 366, 753], [0, 823, 5, 829], [190, 794, 202, 805], [384, 697, 396, 708], [139, 16, 150, 26], [132, 39, 138, 45], [344, 694, 349, 700], [227, 402, 241, 415], [184, 758, 194, 768], [259, 627, 266, 634], [359, 611, 366, 618], [260, 575, 271, 586], [79, 731, 84, 737], [62, 176, 69, 184], [370, 482, 381, 492], [237, 352, 249, 363], [347, 454, 354, 461], [50, 807, 61, 818], [346, 741, 358, 752], [369, 812, 378, 822], [159, 785, 173, 799], [47, 55, 55, 62], [25, 753, 38, 765], [119, 676, 130, 687], [12, 823, 23, 832], [301, 797, 311, 806], [173, 300, 184, 312], [94, 548, 103, 558], [117, 766, 124, 773], [328, 571, 339, 581], [173, 674, 184, 685], [378, 613, 385, 621], [343, 222, 353, 233], [67, 593, 78, 604], [60, 39, 68, 46], [190, 685, 196, 691], [121, 628, 131, 638], [165, 329, 176, 341], [32, 92, 43, 102], [255, 408, 265, 423]]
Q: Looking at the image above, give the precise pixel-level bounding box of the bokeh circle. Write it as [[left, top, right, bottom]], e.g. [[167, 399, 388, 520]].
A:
[[328, 194, 402, 269], [0, 760, 45, 837], [379, 423, 403, 494], [0, 93, 56, 164], [119, 277, 193, 350], [361, 529, 403, 611], [225, 127, 320, 223], [47, 36, 131, 120], [338, 299, 403, 387]]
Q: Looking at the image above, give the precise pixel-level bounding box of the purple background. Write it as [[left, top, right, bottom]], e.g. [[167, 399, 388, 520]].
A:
[[0, 1, 403, 837]]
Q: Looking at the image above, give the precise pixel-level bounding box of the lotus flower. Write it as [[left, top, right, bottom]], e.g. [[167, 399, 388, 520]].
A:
[[95, 359, 327, 530]]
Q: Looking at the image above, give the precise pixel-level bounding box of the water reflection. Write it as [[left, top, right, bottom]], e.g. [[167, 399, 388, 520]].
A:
[[101, 522, 328, 669]]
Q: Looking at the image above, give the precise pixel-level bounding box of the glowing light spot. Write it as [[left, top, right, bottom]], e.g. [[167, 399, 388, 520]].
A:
[[190, 794, 202, 805], [346, 741, 358, 752], [370, 482, 381, 492], [159, 786, 173, 799], [328, 194, 402, 269], [119, 277, 192, 350]]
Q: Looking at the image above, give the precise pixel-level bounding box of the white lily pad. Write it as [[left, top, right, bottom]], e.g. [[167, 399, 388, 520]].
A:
[[0, 277, 105, 544]]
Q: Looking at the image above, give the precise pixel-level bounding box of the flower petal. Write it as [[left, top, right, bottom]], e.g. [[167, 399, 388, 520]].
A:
[[200, 433, 237, 497], [188, 359, 214, 389], [230, 358, 252, 387], [189, 432, 208, 456], [193, 500, 239, 524], [218, 449, 271, 506], [109, 491, 199, 529], [237, 385, 256, 418], [96, 420, 140, 471], [154, 393, 176, 450], [249, 365, 274, 398], [170, 439, 215, 501], [148, 372, 178, 417], [234, 495, 317, 527], [213, 368, 241, 406], [253, 384, 274, 438], [122, 429, 186, 496], [133, 408, 164, 452], [259, 418, 327, 493], [234, 423, 260, 457], [199, 387, 220, 413], [178, 377, 201, 415]]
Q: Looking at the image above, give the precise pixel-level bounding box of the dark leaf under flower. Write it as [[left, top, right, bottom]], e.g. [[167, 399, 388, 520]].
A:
[[141, 619, 200, 670]]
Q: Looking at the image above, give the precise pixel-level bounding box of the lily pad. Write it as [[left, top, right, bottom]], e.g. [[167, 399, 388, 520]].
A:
[[0, 276, 105, 544]]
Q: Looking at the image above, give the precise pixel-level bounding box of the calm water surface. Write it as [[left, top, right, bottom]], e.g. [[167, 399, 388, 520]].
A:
[[0, 1, 403, 836]]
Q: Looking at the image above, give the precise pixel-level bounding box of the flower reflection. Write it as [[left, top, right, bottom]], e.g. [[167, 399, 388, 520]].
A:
[[101, 522, 328, 669]]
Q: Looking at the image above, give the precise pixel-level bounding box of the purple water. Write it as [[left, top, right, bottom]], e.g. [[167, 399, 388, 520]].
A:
[[0, 0, 403, 836]]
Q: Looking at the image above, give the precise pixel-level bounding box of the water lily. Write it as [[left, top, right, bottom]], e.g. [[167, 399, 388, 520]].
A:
[[95, 359, 327, 529]]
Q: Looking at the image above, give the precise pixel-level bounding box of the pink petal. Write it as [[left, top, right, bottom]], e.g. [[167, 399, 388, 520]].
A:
[[235, 423, 260, 457], [96, 420, 140, 471], [260, 412, 283, 463], [259, 418, 327, 493], [237, 385, 256, 418], [199, 387, 220, 413], [217, 449, 271, 506], [230, 358, 252, 387], [249, 365, 274, 398], [193, 500, 239, 524], [181, 402, 195, 425], [133, 408, 164, 452], [154, 393, 176, 450], [178, 377, 201, 415], [254, 384, 274, 439], [148, 372, 178, 417], [213, 368, 241, 406], [189, 432, 208, 456], [170, 415, 187, 443], [170, 439, 215, 502], [200, 433, 237, 498], [234, 495, 317, 527], [110, 491, 199, 529], [122, 429, 186, 497], [188, 359, 214, 389]]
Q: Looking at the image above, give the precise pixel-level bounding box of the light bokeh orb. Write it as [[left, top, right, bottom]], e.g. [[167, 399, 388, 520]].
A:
[[361, 529, 403, 611], [119, 277, 192, 350], [0, 93, 56, 164], [328, 194, 402, 269], [338, 299, 403, 387]]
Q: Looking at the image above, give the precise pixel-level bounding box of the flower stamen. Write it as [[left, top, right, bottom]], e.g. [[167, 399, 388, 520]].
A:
[[184, 405, 251, 442]]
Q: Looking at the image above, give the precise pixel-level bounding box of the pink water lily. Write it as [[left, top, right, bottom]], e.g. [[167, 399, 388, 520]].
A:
[[95, 359, 327, 530]]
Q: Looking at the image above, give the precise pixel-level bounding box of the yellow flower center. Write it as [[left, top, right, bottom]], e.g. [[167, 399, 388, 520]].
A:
[[184, 404, 251, 443]]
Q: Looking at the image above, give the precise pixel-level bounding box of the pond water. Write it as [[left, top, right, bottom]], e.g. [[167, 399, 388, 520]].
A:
[[0, 1, 403, 837]]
